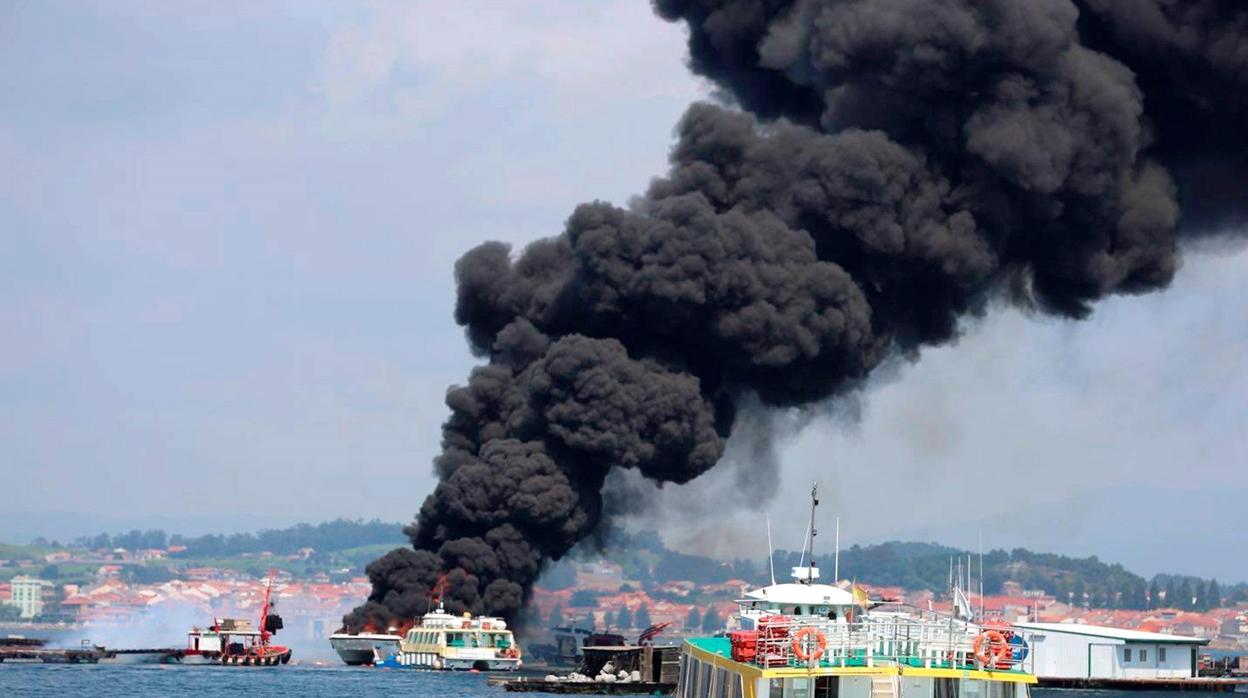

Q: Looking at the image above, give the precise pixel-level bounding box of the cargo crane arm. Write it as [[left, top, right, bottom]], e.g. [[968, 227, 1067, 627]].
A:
[[636, 622, 671, 646], [258, 569, 283, 647]]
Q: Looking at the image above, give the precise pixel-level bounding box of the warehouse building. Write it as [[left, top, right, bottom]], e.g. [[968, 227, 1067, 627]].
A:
[[1015, 621, 1208, 680]]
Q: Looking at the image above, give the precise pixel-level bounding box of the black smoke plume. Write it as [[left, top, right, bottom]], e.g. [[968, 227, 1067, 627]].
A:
[[344, 0, 1246, 630]]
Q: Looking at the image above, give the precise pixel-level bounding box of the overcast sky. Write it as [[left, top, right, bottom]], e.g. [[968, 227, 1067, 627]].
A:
[[2, 2, 1245, 582]]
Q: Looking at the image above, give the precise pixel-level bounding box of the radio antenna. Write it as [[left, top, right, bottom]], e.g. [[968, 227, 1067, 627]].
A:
[[766, 516, 777, 586]]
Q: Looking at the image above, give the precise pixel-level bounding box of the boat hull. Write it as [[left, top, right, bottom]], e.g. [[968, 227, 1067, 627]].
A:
[[379, 651, 522, 671], [330, 634, 401, 666]]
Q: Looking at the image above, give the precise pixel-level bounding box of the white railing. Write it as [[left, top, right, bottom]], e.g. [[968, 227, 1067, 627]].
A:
[[741, 610, 1030, 672]]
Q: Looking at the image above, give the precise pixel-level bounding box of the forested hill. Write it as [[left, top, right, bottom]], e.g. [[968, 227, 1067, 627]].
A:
[[62, 519, 405, 557], [585, 532, 1247, 612], [45, 521, 1246, 610]]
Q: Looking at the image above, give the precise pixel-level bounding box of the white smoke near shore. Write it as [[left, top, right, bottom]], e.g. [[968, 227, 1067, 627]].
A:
[[50, 603, 204, 651], [46, 599, 341, 662]]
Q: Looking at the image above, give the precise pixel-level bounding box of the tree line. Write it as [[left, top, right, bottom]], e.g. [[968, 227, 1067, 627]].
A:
[[63, 519, 404, 556], [589, 531, 1247, 612]]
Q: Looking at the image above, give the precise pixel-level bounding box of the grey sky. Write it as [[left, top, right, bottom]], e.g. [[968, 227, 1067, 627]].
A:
[[2, 2, 1245, 581]]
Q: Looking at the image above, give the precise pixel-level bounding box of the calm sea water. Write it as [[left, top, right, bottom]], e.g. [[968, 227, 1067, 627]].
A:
[[0, 666, 1184, 698], [0, 664, 512, 697]]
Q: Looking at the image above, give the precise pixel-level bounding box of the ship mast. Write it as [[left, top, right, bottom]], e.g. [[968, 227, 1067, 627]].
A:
[[433, 574, 448, 612], [795, 483, 820, 585]]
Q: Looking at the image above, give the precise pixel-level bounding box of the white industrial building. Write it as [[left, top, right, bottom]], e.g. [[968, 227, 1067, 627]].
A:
[[1015, 621, 1208, 681], [7, 576, 53, 619]]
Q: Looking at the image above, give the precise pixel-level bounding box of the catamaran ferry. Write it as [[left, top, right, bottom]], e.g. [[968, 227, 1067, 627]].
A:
[[329, 630, 401, 666], [375, 600, 522, 671], [677, 487, 1036, 698]]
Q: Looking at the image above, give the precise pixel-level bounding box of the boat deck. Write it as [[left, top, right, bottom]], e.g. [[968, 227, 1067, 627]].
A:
[[685, 637, 1037, 682]]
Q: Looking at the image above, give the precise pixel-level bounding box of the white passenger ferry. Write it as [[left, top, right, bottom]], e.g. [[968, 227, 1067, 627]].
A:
[[677, 486, 1036, 698], [375, 600, 522, 671]]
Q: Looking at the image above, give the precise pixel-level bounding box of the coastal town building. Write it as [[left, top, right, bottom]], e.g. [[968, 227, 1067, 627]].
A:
[[1016, 621, 1209, 680], [7, 575, 53, 618]]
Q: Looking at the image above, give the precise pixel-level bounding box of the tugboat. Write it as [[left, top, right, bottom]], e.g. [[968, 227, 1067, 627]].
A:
[[376, 577, 522, 671], [676, 485, 1037, 698], [183, 571, 291, 666]]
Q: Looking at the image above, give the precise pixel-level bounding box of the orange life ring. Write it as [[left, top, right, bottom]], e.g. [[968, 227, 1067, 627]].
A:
[[791, 627, 827, 662], [972, 630, 1011, 667]]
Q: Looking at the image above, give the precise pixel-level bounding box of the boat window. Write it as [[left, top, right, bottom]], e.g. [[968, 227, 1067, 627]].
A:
[[700, 661, 713, 698], [730, 673, 742, 698], [1159, 648, 1167, 663], [935, 678, 959, 698], [958, 679, 982, 698], [678, 655, 689, 698], [769, 679, 823, 698], [715, 668, 729, 698], [986, 682, 1014, 698], [1139, 649, 1148, 663], [787, 678, 813, 698], [1124, 648, 1132, 662]]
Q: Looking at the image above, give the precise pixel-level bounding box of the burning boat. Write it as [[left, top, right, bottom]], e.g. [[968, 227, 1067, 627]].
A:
[[374, 602, 522, 671], [329, 629, 402, 666], [183, 571, 291, 666], [370, 577, 522, 671]]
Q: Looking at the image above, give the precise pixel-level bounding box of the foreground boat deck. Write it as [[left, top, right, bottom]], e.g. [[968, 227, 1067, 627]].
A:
[[685, 637, 1038, 683]]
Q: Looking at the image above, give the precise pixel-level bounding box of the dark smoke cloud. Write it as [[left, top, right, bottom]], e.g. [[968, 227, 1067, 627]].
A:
[[345, 0, 1246, 630]]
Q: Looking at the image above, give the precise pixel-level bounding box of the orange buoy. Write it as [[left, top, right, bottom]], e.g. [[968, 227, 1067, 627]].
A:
[[972, 630, 1011, 667], [791, 627, 827, 662]]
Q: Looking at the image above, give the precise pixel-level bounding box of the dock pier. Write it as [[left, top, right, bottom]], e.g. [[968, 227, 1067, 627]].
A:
[[0, 644, 188, 664], [1037, 677, 1248, 692], [0, 645, 108, 664]]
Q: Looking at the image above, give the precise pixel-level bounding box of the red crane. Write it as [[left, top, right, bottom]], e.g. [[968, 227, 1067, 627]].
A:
[[258, 570, 277, 647]]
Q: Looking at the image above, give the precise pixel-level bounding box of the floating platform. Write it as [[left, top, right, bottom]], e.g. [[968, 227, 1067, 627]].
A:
[[0, 645, 188, 664], [1037, 677, 1248, 692], [103, 648, 188, 664], [0, 646, 108, 664]]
